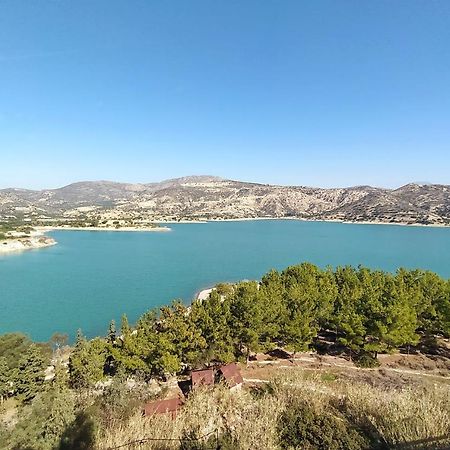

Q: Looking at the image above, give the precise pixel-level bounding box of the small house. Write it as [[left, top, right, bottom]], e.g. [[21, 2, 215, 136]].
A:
[[217, 363, 243, 389], [143, 397, 183, 420], [191, 368, 215, 389]]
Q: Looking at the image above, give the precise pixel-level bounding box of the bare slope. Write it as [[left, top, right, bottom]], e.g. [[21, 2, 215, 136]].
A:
[[1, 177, 449, 225]]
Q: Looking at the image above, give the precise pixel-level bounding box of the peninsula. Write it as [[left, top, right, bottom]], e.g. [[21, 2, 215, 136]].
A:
[[0, 220, 169, 254], [0, 230, 56, 254]]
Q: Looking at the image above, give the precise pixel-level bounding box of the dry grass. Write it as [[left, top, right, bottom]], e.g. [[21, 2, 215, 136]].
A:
[[96, 371, 450, 450], [341, 382, 450, 446]]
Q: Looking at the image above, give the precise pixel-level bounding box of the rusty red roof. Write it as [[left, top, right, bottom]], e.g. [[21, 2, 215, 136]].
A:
[[143, 397, 183, 416], [191, 368, 214, 387], [218, 363, 243, 387]]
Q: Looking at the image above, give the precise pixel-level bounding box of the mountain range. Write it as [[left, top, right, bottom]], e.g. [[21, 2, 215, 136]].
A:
[[1, 176, 449, 225]]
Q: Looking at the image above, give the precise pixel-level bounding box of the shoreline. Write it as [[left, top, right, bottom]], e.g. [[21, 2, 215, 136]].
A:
[[161, 217, 449, 228], [36, 225, 171, 233], [0, 235, 57, 254]]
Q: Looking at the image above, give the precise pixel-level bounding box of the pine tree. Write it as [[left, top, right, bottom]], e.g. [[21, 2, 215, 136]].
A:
[[332, 266, 366, 354], [15, 344, 46, 403], [0, 356, 10, 403], [69, 332, 107, 388], [158, 301, 207, 369], [191, 291, 235, 363], [281, 263, 336, 355], [259, 270, 287, 348], [120, 314, 131, 336], [108, 319, 117, 343], [229, 282, 263, 362]]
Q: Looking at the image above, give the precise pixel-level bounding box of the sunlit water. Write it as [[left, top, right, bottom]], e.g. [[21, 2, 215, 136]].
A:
[[1, 220, 450, 341]]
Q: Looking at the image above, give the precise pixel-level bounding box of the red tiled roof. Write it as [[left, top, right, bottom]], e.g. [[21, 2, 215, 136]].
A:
[[143, 397, 183, 416], [218, 363, 243, 387], [191, 368, 214, 387]]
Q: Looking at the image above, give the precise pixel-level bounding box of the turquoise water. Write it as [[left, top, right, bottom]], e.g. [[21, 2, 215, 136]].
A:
[[1, 220, 450, 342]]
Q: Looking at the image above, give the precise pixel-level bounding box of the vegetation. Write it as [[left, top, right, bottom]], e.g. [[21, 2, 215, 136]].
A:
[[1, 262, 450, 448], [97, 372, 450, 449], [79, 263, 448, 378]]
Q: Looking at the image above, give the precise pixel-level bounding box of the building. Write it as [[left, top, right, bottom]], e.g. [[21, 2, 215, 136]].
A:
[[190, 363, 243, 391], [217, 363, 243, 389], [143, 397, 183, 419], [191, 368, 215, 389]]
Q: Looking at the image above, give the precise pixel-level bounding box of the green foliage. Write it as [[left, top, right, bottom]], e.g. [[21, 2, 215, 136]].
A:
[[0, 356, 11, 401], [282, 265, 321, 352], [69, 331, 107, 388], [50, 332, 69, 354], [1, 261, 450, 450], [158, 301, 207, 371], [277, 400, 369, 450], [192, 291, 235, 363], [96, 374, 149, 428], [229, 281, 264, 360], [180, 430, 239, 449], [0, 333, 33, 370], [107, 319, 116, 343], [8, 379, 75, 450], [69, 263, 450, 383], [15, 344, 46, 403], [354, 352, 380, 368], [58, 410, 97, 450]]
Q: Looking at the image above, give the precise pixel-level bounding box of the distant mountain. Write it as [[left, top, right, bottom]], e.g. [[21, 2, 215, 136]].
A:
[[1, 176, 449, 225]]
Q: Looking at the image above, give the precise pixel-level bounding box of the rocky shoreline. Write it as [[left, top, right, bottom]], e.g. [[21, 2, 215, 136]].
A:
[[0, 235, 56, 254], [35, 225, 171, 233]]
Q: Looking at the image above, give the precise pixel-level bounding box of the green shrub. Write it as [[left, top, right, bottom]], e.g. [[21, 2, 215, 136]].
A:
[[277, 400, 369, 450], [180, 430, 239, 450], [354, 352, 380, 368]]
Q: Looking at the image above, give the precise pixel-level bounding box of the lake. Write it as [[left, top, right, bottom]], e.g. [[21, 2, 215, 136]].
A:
[[1, 220, 450, 342]]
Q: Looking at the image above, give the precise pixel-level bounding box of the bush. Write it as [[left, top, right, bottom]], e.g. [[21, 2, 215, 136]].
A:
[[354, 352, 380, 368], [180, 430, 239, 450], [277, 400, 369, 450]]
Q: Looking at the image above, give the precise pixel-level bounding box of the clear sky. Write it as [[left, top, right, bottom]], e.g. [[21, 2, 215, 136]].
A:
[[0, 1, 449, 189]]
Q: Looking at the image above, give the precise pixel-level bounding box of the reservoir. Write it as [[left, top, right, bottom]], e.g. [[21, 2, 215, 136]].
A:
[[1, 220, 450, 341]]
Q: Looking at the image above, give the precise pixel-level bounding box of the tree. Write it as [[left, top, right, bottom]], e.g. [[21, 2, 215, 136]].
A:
[[379, 274, 419, 351], [258, 270, 287, 348], [120, 314, 131, 336], [50, 332, 68, 357], [15, 344, 46, 403], [191, 291, 235, 364], [281, 264, 336, 355], [229, 282, 263, 361], [9, 379, 75, 450], [418, 271, 450, 336], [0, 357, 10, 403], [332, 266, 366, 354], [69, 332, 107, 388], [108, 320, 116, 343], [158, 301, 207, 371], [0, 332, 33, 370], [112, 310, 159, 375]]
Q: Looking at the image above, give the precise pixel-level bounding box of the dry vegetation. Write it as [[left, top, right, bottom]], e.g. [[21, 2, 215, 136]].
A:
[[96, 368, 450, 450]]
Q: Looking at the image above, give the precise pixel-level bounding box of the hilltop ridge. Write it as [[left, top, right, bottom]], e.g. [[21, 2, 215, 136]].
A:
[[1, 176, 449, 226]]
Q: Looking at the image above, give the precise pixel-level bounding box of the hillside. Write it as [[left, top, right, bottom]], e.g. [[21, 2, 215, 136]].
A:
[[1, 176, 449, 225]]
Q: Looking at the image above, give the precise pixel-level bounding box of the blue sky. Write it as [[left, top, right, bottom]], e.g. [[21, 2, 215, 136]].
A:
[[0, 1, 449, 189]]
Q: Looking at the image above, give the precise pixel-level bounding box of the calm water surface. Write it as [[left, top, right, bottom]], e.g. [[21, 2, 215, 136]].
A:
[[1, 220, 450, 341]]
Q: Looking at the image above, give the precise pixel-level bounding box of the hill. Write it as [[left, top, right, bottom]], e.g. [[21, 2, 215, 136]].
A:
[[1, 176, 449, 225]]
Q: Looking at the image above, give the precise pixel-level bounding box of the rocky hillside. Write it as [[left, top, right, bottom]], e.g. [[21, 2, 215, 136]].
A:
[[1, 176, 449, 225]]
